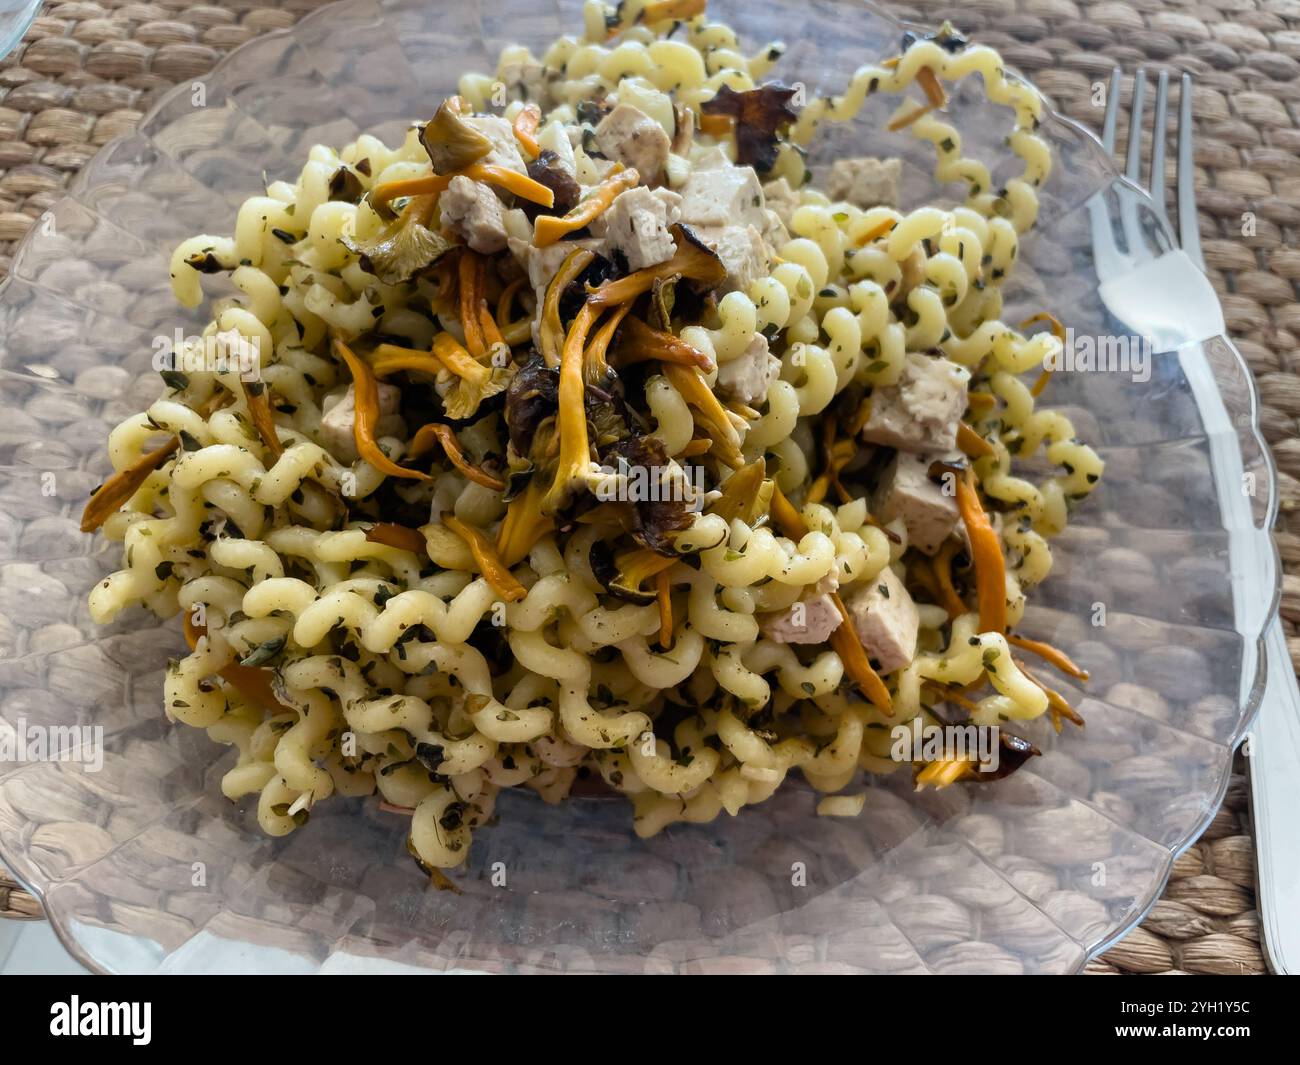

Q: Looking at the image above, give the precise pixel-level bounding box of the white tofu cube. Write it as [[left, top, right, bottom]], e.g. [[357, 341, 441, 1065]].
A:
[[860, 352, 969, 453], [843, 565, 919, 674], [690, 223, 769, 294], [759, 593, 841, 644], [827, 156, 901, 209], [439, 176, 509, 253], [464, 114, 528, 175], [678, 162, 766, 228], [601, 186, 682, 271], [762, 177, 799, 229], [320, 383, 403, 464], [716, 332, 780, 407], [874, 450, 960, 555], [594, 104, 670, 185]]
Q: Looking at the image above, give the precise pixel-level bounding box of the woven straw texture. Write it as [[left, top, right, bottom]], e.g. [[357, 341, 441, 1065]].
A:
[[0, 0, 1286, 976]]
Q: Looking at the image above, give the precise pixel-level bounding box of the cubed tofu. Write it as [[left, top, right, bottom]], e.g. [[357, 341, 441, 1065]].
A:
[[761, 208, 790, 248], [678, 162, 766, 228], [759, 592, 841, 644], [498, 57, 550, 104], [601, 186, 682, 271], [690, 223, 769, 294], [860, 352, 969, 453], [874, 450, 960, 555], [525, 237, 603, 295], [689, 145, 732, 171], [844, 566, 918, 674], [439, 175, 509, 253], [464, 114, 528, 175], [320, 383, 402, 464], [827, 156, 902, 208], [521, 237, 604, 349], [762, 177, 800, 229], [716, 332, 781, 407], [594, 104, 670, 184]]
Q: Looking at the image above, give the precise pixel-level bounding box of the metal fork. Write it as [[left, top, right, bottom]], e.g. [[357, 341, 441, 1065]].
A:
[[1099, 67, 1297, 975]]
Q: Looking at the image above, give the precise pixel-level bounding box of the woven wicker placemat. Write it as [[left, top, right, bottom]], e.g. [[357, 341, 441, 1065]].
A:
[[0, 0, 1289, 976]]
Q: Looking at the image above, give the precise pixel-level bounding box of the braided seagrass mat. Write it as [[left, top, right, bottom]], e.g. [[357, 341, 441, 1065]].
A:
[[0, 0, 1289, 975]]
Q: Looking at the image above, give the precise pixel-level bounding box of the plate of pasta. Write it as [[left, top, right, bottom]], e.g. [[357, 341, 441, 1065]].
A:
[[0, 0, 1276, 974]]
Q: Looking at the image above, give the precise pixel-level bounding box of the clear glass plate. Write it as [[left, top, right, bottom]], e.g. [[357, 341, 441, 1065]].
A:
[[0, 0, 1278, 974]]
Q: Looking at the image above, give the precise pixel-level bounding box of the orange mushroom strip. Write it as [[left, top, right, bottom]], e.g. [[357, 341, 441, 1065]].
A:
[[540, 246, 595, 367], [429, 332, 484, 377], [365, 523, 428, 555], [81, 437, 180, 533], [370, 162, 554, 213], [914, 757, 977, 789], [661, 363, 743, 468], [807, 419, 854, 505], [479, 298, 506, 350], [966, 391, 997, 412], [425, 331, 512, 420], [955, 464, 1005, 634], [957, 421, 994, 459], [544, 301, 604, 512], [806, 438, 855, 504], [444, 514, 527, 602], [678, 438, 713, 458], [644, 0, 706, 22], [459, 251, 488, 359], [407, 422, 506, 491], [1021, 312, 1066, 397], [828, 596, 894, 713], [534, 166, 639, 247], [771, 485, 893, 712], [368, 172, 453, 211], [916, 66, 948, 109], [887, 102, 933, 132], [1005, 633, 1090, 681], [909, 558, 942, 602], [584, 300, 634, 382], [1015, 658, 1086, 729], [847, 396, 874, 437], [496, 278, 533, 348], [512, 104, 542, 158], [333, 336, 430, 481], [428, 255, 459, 316], [496, 276, 527, 323], [613, 316, 714, 372], [404, 192, 439, 228], [242, 380, 284, 458], [930, 538, 968, 620], [923, 681, 982, 718], [698, 113, 733, 136], [370, 343, 445, 378], [446, 162, 558, 206], [586, 229, 725, 306], [656, 569, 674, 651], [496, 479, 554, 568], [183, 611, 291, 712], [854, 216, 897, 247]]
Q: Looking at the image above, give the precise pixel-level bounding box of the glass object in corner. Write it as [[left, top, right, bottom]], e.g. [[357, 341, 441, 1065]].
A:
[[0, 0, 40, 61]]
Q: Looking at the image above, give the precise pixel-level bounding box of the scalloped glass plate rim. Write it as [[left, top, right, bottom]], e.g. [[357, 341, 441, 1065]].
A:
[[0, 0, 1280, 975]]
